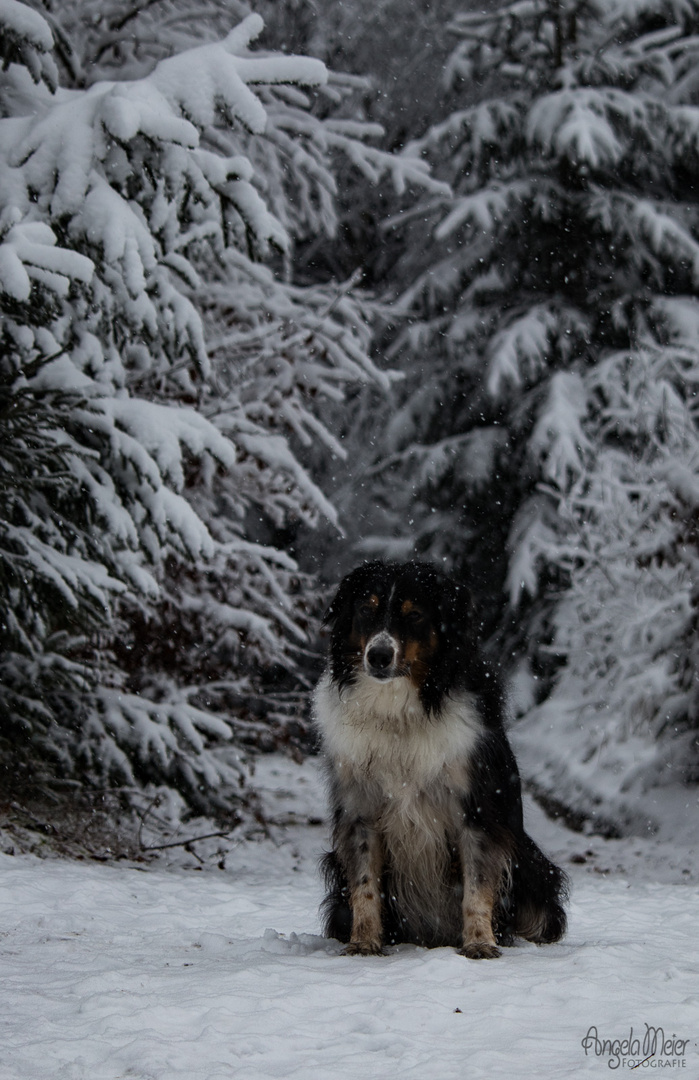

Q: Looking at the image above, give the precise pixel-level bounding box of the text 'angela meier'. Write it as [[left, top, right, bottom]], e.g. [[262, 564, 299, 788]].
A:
[[581, 1025, 689, 1070]]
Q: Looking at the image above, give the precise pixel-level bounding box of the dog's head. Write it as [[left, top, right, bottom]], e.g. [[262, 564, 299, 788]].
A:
[[323, 560, 483, 713]]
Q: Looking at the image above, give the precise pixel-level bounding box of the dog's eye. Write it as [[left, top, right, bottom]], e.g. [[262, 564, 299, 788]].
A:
[[405, 609, 425, 625], [357, 601, 376, 618]]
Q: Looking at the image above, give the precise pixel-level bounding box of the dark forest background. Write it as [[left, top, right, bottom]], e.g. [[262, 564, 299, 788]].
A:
[[1, 0, 697, 846]]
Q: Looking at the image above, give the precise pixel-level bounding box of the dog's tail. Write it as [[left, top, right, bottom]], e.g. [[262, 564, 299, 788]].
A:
[[509, 833, 569, 944]]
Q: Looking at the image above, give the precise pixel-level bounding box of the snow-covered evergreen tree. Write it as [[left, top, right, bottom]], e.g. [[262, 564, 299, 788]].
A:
[[362, 0, 699, 823], [0, 0, 440, 815]]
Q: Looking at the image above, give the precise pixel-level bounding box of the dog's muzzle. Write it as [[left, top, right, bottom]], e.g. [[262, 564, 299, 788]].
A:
[[364, 632, 399, 680]]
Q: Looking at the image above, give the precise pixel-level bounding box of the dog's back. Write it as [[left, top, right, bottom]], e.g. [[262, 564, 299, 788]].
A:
[[314, 560, 567, 958]]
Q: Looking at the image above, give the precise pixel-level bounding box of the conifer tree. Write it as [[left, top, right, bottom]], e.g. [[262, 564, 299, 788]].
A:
[[365, 0, 699, 820], [0, 0, 440, 815]]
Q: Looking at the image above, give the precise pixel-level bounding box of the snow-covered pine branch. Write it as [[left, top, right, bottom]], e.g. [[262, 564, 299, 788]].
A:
[[0, 0, 57, 88]]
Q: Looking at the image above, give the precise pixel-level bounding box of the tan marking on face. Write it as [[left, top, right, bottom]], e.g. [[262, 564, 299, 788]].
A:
[[345, 629, 369, 669], [400, 599, 415, 615], [404, 629, 438, 687]]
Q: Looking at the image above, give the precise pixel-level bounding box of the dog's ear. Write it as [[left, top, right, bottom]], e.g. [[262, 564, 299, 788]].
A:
[[434, 573, 486, 683], [322, 576, 351, 630], [435, 575, 476, 640]]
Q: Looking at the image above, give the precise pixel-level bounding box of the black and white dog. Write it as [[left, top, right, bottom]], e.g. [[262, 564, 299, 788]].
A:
[[313, 560, 567, 959]]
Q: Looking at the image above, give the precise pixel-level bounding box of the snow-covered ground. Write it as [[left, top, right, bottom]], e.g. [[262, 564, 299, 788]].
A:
[[1, 756, 697, 1080]]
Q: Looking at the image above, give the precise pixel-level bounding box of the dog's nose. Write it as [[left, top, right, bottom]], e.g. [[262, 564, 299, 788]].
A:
[[366, 643, 394, 673]]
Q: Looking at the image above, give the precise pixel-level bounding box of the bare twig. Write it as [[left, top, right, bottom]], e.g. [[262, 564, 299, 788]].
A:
[[141, 829, 237, 853], [136, 795, 238, 853]]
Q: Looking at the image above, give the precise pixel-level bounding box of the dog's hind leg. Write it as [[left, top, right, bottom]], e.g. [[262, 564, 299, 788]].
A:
[[337, 818, 385, 956], [457, 830, 508, 959]]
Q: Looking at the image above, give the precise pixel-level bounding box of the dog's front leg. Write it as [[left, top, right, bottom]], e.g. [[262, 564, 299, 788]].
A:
[[339, 817, 384, 956], [458, 829, 502, 960]]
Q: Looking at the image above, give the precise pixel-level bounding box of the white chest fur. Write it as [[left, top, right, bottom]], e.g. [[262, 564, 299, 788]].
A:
[[313, 670, 483, 797]]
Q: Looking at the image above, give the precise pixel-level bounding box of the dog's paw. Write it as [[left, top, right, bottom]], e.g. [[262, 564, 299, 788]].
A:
[[458, 941, 501, 960], [342, 940, 385, 957]]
